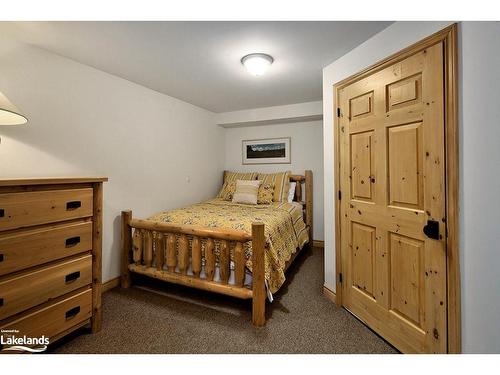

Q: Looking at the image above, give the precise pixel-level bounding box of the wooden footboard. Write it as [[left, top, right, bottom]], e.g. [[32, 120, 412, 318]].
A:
[[121, 211, 267, 326]]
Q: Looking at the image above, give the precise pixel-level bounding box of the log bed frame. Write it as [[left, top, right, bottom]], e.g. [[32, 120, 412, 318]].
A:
[[120, 170, 312, 326]]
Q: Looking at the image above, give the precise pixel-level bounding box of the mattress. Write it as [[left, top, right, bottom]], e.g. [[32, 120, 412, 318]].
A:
[[148, 198, 309, 294]]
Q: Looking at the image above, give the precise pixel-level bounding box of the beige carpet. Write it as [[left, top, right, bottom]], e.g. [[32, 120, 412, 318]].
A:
[[51, 247, 397, 354]]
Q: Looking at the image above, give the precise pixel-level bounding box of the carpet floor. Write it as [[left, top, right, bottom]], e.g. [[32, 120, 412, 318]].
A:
[[51, 247, 397, 354]]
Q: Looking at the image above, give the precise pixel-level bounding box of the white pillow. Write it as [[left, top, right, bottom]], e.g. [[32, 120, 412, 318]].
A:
[[232, 180, 261, 205], [287, 182, 297, 203]]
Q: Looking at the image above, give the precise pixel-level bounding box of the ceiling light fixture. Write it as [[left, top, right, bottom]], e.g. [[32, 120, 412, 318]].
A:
[[241, 53, 274, 76]]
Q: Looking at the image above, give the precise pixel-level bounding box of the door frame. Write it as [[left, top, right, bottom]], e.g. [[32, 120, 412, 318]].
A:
[[333, 24, 460, 353]]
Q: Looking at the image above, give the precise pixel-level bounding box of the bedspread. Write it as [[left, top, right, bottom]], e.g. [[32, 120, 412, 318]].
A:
[[148, 198, 309, 293]]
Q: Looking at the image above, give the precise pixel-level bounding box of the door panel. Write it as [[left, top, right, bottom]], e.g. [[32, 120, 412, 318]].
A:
[[350, 131, 374, 201], [389, 232, 425, 327], [350, 91, 374, 119], [351, 222, 376, 299], [338, 42, 447, 353], [387, 122, 423, 209], [386, 73, 422, 110]]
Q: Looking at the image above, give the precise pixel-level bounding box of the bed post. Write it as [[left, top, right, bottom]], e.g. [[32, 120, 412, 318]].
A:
[[251, 222, 266, 327], [121, 210, 133, 288], [305, 170, 313, 244]]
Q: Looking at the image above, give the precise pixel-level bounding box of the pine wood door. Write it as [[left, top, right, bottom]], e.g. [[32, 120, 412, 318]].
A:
[[338, 41, 447, 353]]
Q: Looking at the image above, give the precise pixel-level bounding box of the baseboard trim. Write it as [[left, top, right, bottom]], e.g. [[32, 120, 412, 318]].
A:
[[323, 285, 336, 304], [312, 240, 324, 248], [102, 277, 120, 293]]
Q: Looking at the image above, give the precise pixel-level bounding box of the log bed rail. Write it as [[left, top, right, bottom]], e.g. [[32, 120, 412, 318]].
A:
[[121, 170, 312, 327]]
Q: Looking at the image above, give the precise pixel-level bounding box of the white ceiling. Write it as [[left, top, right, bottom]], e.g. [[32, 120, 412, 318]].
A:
[[0, 21, 392, 113]]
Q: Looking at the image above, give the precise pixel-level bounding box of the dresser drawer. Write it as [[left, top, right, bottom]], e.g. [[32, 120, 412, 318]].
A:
[[0, 255, 92, 320], [0, 221, 93, 276], [0, 288, 92, 342], [0, 188, 93, 231]]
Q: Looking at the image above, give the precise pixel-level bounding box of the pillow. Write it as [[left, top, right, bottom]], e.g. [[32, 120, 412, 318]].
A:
[[287, 182, 297, 203], [219, 181, 236, 201], [232, 180, 261, 205], [257, 183, 275, 205], [218, 171, 258, 198], [224, 171, 258, 183], [257, 171, 291, 202]]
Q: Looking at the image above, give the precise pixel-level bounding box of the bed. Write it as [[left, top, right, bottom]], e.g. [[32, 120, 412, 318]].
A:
[[120, 170, 312, 326]]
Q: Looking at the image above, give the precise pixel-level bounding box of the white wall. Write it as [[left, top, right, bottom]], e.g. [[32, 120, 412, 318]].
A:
[[215, 101, 322, 127], [323, 21, 500, 353], [459, 22, 500, 354], [224, 120, 324, 241], [0, 39, 224, 283]]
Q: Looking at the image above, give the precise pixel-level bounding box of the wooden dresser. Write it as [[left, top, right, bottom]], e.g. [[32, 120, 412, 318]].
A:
[[0, 177, 107, 350]]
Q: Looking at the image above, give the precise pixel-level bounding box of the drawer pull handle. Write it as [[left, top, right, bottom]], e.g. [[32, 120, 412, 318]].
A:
[[65, 306, 81, 320], [0, 209, 4, 218], [66, 201, 82, 210], [0, 254, 3, 262], [0, 298, 3, 307], [65, 271, 81, 283], [65, 236, 81, 247]]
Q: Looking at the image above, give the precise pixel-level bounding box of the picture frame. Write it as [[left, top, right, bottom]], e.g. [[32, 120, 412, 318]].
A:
[[242, 137, 291, 165]]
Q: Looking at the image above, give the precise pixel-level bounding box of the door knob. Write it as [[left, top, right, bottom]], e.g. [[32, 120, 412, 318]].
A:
[[423, 220, 440, 240]]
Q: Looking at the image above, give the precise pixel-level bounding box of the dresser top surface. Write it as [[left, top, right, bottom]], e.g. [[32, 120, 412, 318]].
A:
[[0, 177, 108, 187]]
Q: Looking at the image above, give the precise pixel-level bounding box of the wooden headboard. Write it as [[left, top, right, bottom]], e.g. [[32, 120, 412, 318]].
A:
[[222, 170, 313, 242]]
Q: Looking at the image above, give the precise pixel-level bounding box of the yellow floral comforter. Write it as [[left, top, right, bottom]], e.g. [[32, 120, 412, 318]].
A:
[[148, 198, 309, 293]]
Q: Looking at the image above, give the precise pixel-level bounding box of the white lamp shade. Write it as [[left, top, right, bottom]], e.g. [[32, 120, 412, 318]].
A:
[[0, 91, 28, 125]]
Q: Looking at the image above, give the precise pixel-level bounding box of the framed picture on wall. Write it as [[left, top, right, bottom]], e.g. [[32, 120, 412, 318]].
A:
[[242, 137, 291, 165]]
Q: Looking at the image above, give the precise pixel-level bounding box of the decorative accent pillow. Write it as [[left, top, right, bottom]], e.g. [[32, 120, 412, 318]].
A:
[[219, 181, 237, 201], [287, 181, 297, 203], [232, 180, 261, 205], [257, 183, 275, 205], [257, 171, 291, 202], [217, 171, 258, 198]]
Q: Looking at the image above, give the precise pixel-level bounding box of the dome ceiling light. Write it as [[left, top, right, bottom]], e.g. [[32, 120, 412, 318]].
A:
[[241, 53, 274, 76]]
